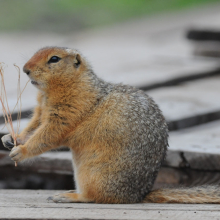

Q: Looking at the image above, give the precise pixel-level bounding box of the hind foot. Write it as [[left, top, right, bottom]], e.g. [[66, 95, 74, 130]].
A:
[[47, 192, 93, 203]]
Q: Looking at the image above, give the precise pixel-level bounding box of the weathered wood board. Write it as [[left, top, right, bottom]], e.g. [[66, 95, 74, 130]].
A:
[[169, 119, 220, 155], [0, 150, 73, 175], [1, 190, 220, 220], [148, 76, 220, 122]]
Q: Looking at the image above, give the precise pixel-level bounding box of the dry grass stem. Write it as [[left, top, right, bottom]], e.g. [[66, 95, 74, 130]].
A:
[[0, 63, 30, 166]]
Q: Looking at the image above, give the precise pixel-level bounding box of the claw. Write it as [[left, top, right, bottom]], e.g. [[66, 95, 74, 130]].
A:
[[6, 140, 14, 146], [5, 141, 14, 149], [47, 196, 53, 201]]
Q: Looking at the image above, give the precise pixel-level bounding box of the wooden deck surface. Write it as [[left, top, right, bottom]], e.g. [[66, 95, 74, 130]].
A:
[[1, 190, 220, 220]]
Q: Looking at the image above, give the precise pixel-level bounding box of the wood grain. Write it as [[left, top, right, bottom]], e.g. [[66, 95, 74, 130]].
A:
[[1, 190, 220, 220]]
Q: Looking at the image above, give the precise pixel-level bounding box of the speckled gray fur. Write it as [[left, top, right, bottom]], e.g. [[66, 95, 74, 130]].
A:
[[73, 57, 169, 203]]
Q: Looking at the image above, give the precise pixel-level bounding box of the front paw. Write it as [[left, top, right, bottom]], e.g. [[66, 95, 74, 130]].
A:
[[1, 134, 14, 150], [9, 145, 27, 162], [16, 135, 26, 145]]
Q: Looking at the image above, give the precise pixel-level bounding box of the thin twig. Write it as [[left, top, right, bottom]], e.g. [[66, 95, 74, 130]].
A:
[[0, 63, 29, 167]]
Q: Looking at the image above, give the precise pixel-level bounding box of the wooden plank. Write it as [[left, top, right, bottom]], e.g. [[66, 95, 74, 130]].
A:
[[1, 190, 220, 220], [148, 77, 220, 122], [2, 206, 220, 220], [187, 29, 220, 57], [169, 119, 220, 155], [139, 68, 220, 91], [0, 150, 73, 175]]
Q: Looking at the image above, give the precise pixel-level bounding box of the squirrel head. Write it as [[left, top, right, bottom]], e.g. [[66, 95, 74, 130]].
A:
[[23, 47, 87, 91]]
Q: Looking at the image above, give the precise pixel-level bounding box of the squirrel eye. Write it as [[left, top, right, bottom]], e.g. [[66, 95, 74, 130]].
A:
[[48, 56, 61, 64]]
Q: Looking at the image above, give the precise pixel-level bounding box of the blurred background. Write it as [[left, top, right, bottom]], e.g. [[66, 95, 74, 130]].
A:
[[1, 0, 219, 33], [1, 0, 220, 190]]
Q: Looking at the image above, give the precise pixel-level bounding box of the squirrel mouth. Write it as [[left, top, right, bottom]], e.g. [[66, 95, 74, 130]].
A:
[[31, 80, 38, 85]]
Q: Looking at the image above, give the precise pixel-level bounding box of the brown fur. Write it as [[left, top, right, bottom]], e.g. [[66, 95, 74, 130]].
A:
[[2, 46, 219, 204], [144, 186, 220, 204]]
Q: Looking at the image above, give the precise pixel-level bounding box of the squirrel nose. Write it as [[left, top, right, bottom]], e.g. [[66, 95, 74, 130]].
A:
[[23, 67, 30, 75]]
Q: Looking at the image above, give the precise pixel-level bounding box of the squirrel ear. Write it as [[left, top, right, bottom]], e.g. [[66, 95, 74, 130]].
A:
[[73, 54, 81, 68]]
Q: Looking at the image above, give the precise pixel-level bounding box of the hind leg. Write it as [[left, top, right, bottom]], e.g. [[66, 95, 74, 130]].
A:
[[47, 192, 93, 203]]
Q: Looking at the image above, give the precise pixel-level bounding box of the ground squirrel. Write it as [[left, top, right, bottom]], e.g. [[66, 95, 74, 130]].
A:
[[2, 47, 220, 204]]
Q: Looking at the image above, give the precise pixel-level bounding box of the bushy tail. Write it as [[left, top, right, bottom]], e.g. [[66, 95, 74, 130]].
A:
[[144, 185, 220, 203]]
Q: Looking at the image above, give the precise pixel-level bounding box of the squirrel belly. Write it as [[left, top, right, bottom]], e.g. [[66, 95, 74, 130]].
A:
[[2, 46, 218, 204]]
